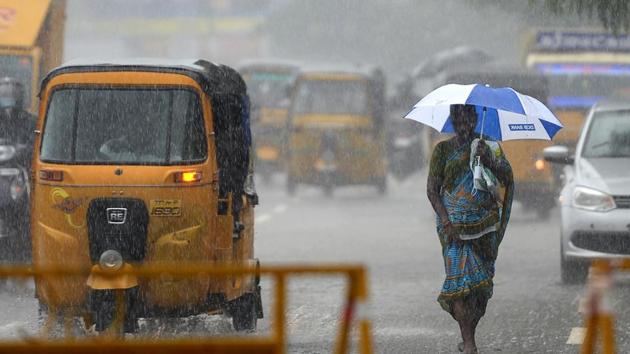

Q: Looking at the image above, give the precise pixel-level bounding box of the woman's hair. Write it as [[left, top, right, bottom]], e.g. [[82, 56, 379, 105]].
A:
[[450, 104, 477, 120]]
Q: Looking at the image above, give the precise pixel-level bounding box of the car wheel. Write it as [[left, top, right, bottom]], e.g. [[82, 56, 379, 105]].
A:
[[231, 293, 257, 332], [323, 184, 334, 197], [376, 177, 387, 195], [560, 245, 586, 284], [286, 177, 296, 196]]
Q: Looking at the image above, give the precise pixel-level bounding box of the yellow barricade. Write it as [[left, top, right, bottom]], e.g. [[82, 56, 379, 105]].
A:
[[0, 263, 373, 354], [580, 259, 630, 354]]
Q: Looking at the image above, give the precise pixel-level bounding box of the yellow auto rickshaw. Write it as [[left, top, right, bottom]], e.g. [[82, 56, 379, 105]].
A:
[[286, 65, 388, 196], [237, 60, 299, 183], [31, 59, 262, 332]]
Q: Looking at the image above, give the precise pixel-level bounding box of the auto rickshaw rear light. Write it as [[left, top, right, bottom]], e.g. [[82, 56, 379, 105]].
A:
[[39, 170, 63, 181], [175, 171, 202, 183]]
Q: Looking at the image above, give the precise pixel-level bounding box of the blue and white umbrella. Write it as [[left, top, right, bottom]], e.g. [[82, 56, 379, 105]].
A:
[[404, 83, 563, 141]]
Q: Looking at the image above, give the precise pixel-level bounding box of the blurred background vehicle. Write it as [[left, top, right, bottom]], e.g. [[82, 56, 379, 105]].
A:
[[286, 64, 387, 196], [0, 0, 66, 113], [524, 29, 630, 152], [238, 60, 299, 184], [544, 100, 630, 283]]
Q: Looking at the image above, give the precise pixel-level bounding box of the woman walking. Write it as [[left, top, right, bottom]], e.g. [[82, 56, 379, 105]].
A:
[[426, 104, 514, 353]]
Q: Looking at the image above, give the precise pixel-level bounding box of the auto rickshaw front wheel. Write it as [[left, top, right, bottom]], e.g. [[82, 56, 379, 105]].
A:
[[286, 177, 297, 196], [230, 292, 259, 331]]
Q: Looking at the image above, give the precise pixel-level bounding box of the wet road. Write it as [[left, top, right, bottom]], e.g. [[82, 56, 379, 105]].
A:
[[1, 172, 630, 353], [253, 173, 630, 353]]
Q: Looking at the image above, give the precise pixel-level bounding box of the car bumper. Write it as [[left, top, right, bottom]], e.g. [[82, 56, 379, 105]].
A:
[[562, 205, 630, 261]]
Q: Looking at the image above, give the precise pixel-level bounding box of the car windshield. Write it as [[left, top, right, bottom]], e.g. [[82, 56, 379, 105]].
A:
[[40, 88, 207, 165], [582, 109, 630, 158], [244, 72, 293, 108], [293, 79, 369, 115]]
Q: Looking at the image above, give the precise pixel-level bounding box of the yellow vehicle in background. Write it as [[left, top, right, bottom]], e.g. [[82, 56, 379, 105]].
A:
[[524, 29, 630, 150], [286, 65, 388, 196], [0, 0, 66, 112], [31, 59, 262, 333], [238, 60, 299, 183]]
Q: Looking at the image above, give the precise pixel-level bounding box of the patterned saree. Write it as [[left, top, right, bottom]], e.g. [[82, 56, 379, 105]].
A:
[[429, 138, 513, 317]]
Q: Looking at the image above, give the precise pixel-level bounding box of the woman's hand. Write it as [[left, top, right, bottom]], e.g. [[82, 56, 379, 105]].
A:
[[442, 220, 461, 245], [476, 139, 494, 167]]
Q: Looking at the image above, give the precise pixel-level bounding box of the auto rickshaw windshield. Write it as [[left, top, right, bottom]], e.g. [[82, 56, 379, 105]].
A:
[[293, 80, 369, 116], [245, 72, 293, 108], [40, 87, 207, 165]]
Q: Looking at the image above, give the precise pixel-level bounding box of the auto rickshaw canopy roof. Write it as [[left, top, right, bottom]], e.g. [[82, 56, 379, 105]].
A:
[[41, 58, 248, 97], [236, 58, 301, 75]]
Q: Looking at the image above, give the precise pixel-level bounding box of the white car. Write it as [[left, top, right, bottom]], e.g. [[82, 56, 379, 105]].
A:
[[544, 101, 630, 283]]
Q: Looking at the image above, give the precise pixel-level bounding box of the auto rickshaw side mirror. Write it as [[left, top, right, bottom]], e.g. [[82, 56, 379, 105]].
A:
[[543, 145, 574, 165]]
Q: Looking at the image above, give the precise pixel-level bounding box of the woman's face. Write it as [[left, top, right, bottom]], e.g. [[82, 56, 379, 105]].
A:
[[451, 105, 477, 141]]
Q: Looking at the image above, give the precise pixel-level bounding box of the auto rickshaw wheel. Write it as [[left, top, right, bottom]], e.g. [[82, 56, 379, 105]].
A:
[[231, 293, 258, 331], [286, 177, 297, 196], [323, 184, 334, 197], [37, 301, 88, 338], [376, 177, 387, 195]]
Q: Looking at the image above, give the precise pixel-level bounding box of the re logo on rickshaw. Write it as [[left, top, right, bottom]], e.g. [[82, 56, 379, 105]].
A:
[[106, 208, 127, 224]]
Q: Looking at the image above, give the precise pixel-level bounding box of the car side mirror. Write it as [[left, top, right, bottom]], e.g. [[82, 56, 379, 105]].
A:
[[543, 145, 574, 165]]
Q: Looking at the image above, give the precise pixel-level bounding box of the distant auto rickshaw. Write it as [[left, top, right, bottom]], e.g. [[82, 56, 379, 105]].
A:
[[238, 60, 300, 183], [31, 59, 262, 333], [286, 65, 388, 196]]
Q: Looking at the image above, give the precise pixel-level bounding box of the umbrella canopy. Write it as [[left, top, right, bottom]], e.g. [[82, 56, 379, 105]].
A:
[[404, 83, 563, 141]]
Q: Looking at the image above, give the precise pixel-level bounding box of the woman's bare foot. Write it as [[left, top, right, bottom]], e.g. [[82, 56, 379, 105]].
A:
[[458, 342, 464, 352]]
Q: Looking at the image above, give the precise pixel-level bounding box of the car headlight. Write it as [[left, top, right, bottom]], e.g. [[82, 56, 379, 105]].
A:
[[99, 250, 123, 271], [0, 145, 16, 162], [572, 186, 616, 212]]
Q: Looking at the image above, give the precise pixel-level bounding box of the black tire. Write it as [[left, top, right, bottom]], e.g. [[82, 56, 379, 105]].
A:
[[560, 246, 587, 284], [376, 177, 387, 195], [232, 293, 257, 331], [286, 177, 296, 196], [323, 184, 334, 197]]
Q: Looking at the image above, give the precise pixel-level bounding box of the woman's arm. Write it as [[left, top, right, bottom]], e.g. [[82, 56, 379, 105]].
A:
[[426, 142, 458, 242], [427, 175, 449, 224]]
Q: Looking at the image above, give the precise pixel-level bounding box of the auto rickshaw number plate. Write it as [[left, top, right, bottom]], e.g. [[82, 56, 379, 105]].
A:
[[150, 199, 182, 217]]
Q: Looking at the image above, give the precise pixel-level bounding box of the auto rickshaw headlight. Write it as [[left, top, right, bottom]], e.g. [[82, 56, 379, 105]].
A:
[[9, 177, 25, 201], [534, 158, 545, 171], [99, 250, 123, 271]]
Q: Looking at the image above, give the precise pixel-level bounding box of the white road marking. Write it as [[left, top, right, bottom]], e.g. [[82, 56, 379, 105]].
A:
[[256, 203, 289, 224], [255, 214, 272, 224], [273, 204, 288, 214], [376, 326, 453, 337], [567, 327, 585, 345], [0, 321, 25, 334]]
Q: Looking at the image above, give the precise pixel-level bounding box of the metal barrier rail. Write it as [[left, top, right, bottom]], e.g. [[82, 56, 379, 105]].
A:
[[580, 259, 630, 354], [0, 263, 373, 354]]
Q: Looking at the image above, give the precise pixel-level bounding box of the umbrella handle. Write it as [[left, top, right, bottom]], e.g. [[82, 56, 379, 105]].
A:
[[480, 106, 487, 139]]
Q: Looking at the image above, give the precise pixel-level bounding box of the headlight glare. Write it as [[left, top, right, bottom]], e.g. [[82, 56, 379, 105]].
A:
[[0, 145, 16, 161], [572, 186, 616, 212], [99, 250, 123, 271]]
